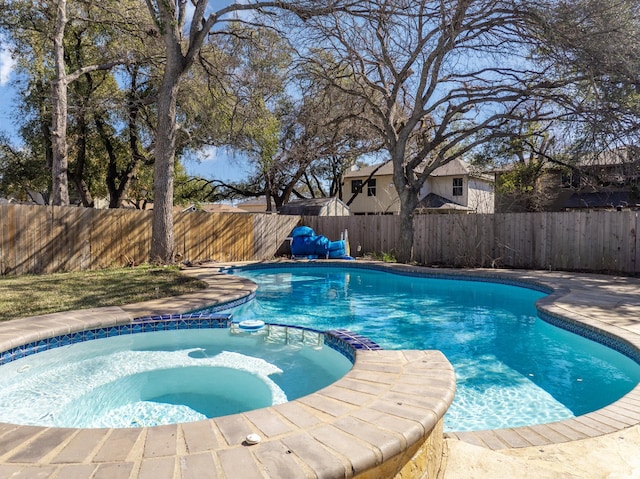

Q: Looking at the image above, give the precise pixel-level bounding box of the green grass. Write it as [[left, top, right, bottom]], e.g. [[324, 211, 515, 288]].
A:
[[0, 266, 208, 322]]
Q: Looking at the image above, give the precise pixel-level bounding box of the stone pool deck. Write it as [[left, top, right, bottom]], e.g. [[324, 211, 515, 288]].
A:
[[0, 261, 639, 478]]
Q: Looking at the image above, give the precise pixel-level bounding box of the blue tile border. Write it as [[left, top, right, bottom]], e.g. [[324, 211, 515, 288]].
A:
[[0, 312, 365, 367], [0, 313, 228, 365], [325, 329, 381, 363], [538, 310, 640, 363], [192, 292, 257, 314]]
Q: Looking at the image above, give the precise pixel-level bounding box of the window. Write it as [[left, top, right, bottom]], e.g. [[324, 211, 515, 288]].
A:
[[351, 179, 363, 194], [367, 179, 377, 196], [452, 178, 463, 196]]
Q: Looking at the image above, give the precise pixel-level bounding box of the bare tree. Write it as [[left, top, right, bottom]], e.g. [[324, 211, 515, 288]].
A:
[[472, 0, 640, 211], [297, 0, 572, 262]]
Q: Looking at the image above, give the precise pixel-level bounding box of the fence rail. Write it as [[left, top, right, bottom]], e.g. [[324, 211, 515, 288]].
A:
[[1, 205, 638, 275], [0, 205, 299, 275], [304, 211, 640, 275]]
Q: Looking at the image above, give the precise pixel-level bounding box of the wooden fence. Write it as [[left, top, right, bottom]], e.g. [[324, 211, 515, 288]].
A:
[[2, 205, 638, 275], [0, 205, 299, 275], [305, 211, 640, 275]]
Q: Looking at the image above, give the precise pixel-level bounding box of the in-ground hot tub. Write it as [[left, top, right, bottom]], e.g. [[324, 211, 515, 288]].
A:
[[0, 315, 353, 428]]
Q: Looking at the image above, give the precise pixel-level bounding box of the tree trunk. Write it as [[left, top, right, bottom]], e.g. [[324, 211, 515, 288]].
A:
[[37, 79, 54, 171], [264, 172, 274, 212], [150, 50, 182, 263], [391, 148, 420, 264], [94, 114, 135, 209], [72, 111, 95, 207], [51, 0, 69, 206], [397, 202, 415, 263]]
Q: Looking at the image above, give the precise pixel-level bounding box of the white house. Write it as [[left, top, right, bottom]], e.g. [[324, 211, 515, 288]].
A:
[[342, 159, 494, 215]]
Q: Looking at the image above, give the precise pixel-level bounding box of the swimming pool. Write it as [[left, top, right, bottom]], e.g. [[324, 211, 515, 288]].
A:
[[0, 323, 352, 428], [208, 264, 640, 432]]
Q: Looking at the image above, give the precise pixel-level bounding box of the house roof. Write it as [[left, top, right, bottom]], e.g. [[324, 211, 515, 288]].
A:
[[344, 158, 491, 181], [563, 191, 640, 209], [415, 193, 473, 211], [492, 147, 640, 173], [429, 158, 472, 177], [203, 203, 246, 213], [343, 161, 394, 179], [278, 197, 349, 216], [576, 146, 639, 167]]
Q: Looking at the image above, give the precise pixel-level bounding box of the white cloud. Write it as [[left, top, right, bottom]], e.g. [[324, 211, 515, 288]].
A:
[[0, 48, 15, 86]]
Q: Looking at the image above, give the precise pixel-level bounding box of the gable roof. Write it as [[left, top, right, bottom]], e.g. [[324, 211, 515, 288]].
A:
[[343, 161, 393, 179], [429, 158, 472, 176], [343, 158, 491, 180], [237, 196, 267, 207], [180, 203, 246, 213]]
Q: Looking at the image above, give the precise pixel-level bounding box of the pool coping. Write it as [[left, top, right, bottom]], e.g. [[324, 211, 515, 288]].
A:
[[0, 262, 638, 477]]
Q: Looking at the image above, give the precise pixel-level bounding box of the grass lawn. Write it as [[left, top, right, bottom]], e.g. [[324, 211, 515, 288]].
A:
[[0, 266, 208, 322]]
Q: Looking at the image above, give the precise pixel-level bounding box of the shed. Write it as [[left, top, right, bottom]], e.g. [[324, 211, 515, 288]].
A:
[[278, 197, 351, 216]]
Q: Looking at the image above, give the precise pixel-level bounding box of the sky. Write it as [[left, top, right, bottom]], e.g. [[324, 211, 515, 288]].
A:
[[0, 46, 16, 136], [182, 147, 252, 182], [0, 44, 249, 183]]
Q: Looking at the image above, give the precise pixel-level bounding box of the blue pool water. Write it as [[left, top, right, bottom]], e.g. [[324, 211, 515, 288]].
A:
[[214, 265, 640, 432], [0, 328, 352, 428]]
